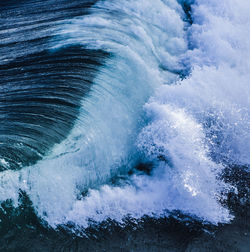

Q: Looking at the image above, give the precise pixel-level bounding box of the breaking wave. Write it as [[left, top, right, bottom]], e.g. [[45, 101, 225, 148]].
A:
[[0, 0, 249, 232]]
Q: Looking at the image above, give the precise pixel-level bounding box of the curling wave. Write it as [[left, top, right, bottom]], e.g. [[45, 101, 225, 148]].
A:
[[0, 0, 249, 231]]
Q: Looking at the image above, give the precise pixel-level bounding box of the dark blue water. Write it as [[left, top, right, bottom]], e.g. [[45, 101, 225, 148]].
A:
[[0, 0, 109, 170]]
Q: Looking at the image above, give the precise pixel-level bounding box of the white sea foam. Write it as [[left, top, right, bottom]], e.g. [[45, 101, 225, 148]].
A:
[[1, 0, 249, 229]]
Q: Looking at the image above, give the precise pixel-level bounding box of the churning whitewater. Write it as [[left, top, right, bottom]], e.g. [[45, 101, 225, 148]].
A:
[[0, 0, 249, 232]]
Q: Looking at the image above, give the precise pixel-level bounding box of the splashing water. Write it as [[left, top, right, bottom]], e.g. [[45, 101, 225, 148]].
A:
[[1, 0, 250, 231]]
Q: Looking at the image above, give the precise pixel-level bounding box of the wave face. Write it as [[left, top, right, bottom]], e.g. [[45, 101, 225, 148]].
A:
[[0, 0, 249, 233], [0, 0, 106, 170]]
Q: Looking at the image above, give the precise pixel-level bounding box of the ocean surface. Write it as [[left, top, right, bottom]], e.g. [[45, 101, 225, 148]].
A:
[[0, 0, 249, 251]]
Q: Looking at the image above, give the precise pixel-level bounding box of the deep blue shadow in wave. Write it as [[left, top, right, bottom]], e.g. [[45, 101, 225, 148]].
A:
[[0, 46, 108, 170]]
